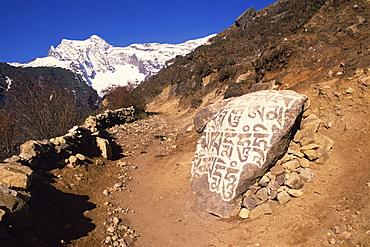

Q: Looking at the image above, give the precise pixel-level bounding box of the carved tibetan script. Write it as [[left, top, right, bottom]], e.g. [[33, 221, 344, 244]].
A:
[[192, 90, 305, 201]]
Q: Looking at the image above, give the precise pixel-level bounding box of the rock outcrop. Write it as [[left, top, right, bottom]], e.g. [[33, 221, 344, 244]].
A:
[[191, 90, 308, 218], [234, 7, 256, 29]]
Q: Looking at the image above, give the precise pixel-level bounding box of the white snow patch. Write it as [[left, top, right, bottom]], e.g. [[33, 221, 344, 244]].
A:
[[9, 34, 217, 96]]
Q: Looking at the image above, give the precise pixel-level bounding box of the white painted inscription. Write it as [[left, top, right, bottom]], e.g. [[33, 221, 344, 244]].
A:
[[191, 91, 304, 201]]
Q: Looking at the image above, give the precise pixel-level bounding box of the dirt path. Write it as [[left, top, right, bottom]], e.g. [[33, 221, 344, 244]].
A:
[[17, 101, 369, 247], [68, 110, 369, 247]]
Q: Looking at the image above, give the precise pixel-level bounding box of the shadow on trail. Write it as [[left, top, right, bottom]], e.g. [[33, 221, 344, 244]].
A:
[[7, 171, 96, 247]]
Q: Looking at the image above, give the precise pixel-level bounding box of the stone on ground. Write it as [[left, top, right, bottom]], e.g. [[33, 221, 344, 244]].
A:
[[191, 90, 308, 217], [0, 163, 33, 189]]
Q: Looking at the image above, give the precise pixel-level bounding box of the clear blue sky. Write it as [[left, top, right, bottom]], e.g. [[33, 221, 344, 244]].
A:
[[1, 0, 276, 63]]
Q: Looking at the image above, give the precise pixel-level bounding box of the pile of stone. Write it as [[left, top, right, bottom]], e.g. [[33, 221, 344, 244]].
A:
[[239, 111, 333, 219], [191, 90, 333, 218], [0, 107, 136, 239], [100, 159, 139, 246], [102, 202, 139, 247]]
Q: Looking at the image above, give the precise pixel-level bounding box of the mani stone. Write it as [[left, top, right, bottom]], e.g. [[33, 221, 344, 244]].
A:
[[191, 90, 308, 218], [194, 98, 232, 134]]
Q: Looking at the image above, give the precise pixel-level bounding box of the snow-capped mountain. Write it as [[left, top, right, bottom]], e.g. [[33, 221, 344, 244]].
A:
[[11, 34, 216, 96]]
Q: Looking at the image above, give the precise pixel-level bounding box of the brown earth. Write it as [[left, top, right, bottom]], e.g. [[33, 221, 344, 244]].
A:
[[13, 71, 370, 246], [5, 0, 370, 246]]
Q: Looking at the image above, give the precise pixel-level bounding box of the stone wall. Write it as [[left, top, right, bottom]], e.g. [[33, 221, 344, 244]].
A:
[[0, 107, 135, 238]]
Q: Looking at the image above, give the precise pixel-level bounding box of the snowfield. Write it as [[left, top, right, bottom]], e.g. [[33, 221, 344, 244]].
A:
[[11, 34, 216, 96]]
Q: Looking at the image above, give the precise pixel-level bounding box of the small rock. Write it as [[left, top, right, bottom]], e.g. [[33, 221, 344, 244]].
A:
[[267, 180, 280, 191], [276, 174, 286, 185], [287, 189, 303, 197], [299, 158, 310, 168], [113, 217, 120, 225], [256, 188, 269, 202], [0, 163, 34, 189], [300, 144, 319, 152], [297, 167, 315, 182], [314, 148, 329, 165], [332, 226, 341, 234], [96, 137, 113, 159], [250, 186, 260, 194], [95, 159, 105, 166], [337, 231, 351, 240], [68, 155, 79, 167], [282, 159, 300, 170], [285, 172, 305, 189], [103, 189, 110, 196], [258, 176, 270, 187], [277, 191, 291, 205], [328, 238, 337, 245], [3, 156, 21, 163], [113, 183, 123, 190], [346, 87, 355, 94], [117, 161, 127, 167], [244, 190, 252, 197], [270, 165, 285, 176], [299, 137, 315, 147], [239, 208, 250, 219], [267, 199, 279, 210], [76, 153, 86, 161], [107, 226, 115, 233], [287, 142, 304, 157], [0, 209, 6, 221], [314, 133, 334, 151], [277, 185, 288, 192], [104, 236, 112, 244], [242, 196, 257, 210], [303, 149, 319, 161], [269, 190, 278, 200], [249, 203, 273, 219]]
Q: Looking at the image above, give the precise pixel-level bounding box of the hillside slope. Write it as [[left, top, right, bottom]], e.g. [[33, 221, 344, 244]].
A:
[[124, 0, 370, 245], [134, 0, 369, 114]]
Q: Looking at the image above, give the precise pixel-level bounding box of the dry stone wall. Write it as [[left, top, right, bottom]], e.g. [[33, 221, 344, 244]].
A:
[[0, 107, 135, 238]]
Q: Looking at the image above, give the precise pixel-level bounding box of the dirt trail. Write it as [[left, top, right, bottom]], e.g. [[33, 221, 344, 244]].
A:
[[18, 86, 370, 247], [119, 115, 370, 247], [67, 108, 369, 247]]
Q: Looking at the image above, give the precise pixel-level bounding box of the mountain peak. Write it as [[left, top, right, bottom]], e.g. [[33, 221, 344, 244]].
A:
[[89, 34, 104, 40], [11, 34, 215, 96]]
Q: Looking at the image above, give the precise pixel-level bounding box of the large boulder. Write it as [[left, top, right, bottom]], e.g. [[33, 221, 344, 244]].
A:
[[0, 163, 33, 189], [191, 90, 308, 218], [194, 98, 233, 134]]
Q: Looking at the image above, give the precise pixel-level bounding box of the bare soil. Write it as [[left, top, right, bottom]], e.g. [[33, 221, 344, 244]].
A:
[[9, 74, 370, 247]]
